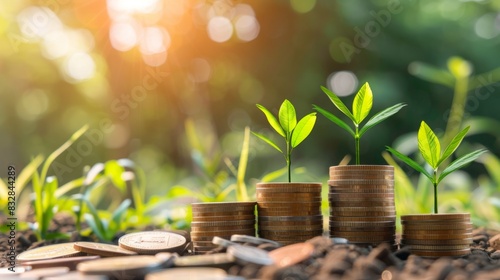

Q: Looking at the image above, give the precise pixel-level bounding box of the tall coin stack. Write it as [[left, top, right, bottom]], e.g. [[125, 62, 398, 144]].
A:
[[401, 213, 472, 258], [190, 202, 256, 254], [328, 165, 396, 247], [256, 183, 323, 245]]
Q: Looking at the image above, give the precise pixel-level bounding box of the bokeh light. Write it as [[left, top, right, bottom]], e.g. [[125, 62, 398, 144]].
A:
[[327, 71, 358, 97], [64, 52, 96, 82], [234, 15, 260, 42], [208, 16, 233, 43], [109, 21, 139, 51], [290, 0, 316, 14]]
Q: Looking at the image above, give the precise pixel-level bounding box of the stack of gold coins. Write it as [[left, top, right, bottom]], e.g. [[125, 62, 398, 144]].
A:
[[256, 182, 323, 245], [400, 213, 473, 258], [190, 202, 256, 254], [329, 165, 396, 247]]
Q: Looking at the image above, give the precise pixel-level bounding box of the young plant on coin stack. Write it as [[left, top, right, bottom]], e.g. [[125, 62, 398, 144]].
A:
[[314, 82, 405, 247], [253, 99, 323, 245], [387, 121, 487, 257]]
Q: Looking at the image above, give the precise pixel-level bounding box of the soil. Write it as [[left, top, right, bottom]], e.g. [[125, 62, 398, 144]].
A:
[[1, 213, 500, 279]]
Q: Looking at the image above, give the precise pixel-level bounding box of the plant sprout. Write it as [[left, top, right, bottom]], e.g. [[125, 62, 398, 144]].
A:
[[314, 82, 406, 165], [253, 99, 316, 182], [387, 121, 487, 214]]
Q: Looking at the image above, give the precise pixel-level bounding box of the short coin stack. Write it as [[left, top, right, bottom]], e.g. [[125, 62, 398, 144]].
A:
[[329, 165, 396, 247], [256, 182, 323, 245], [401, 213, 473, 258], [191, 202, 257, 254]]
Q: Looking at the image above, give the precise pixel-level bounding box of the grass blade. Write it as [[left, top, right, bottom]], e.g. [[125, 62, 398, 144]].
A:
[[252, 132, 283, 153], [320, 86, 355, 123], [236, 127, 250, 201], [359, 103, 406, 137], [16, 155, 44, 196], [386, 146, 433, 181], [352, 82, 373, 124], [40, 125, 88, 184], [279, 99, 297, 137], [256, 104, 285, 137], [438, 149, 488, 183], [291, 113, 316, 148], [418, 121, 440, 169], [314, 105, 355, 137], [437, 126, 470, 166]]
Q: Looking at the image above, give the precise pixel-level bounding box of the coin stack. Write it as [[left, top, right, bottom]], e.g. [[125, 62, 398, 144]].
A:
[[256, 182, 323, 245], [329, 165, 396, 247], [190, 202, 257, 254], [400, 213, 473, 258]]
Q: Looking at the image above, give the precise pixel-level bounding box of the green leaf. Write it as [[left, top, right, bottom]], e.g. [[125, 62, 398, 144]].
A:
[[320, 86, 355, 123], [386, 146, 433, 182], [256, 104, 285, 137], [352, 82, 373, 124], [359, 103, 406, 137], [313, 105, 355, 137], [236, 127, 250, 201], [111, 199, 131, 225], [261, 167, 287, 182], [438, 149, 488, 183], [291, 113, 317, 148], [437, 126, 470, 167], [418, 121, 441, 169], [279, 99, 297, 137], [104, 160, 126, 193], [252, 132, 283, 153]]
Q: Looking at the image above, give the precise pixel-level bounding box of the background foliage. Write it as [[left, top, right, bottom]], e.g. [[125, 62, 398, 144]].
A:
[[1, 0, 500, 232]]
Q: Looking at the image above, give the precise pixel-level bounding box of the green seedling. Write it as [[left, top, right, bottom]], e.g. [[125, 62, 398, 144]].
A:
[[387, 121, 487, 214], [253, 99, 317, 182], [314, 82, 406, 164]]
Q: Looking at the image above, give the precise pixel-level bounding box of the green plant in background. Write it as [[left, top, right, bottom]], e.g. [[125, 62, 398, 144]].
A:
[[387, 121, 487, 214], [25, 125, 89, 240], [314, 82, 406, 165], [253, 99, 317, 182]]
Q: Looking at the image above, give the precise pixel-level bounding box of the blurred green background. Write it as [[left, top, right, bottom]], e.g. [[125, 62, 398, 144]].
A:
[[1, 0, 500, 231]]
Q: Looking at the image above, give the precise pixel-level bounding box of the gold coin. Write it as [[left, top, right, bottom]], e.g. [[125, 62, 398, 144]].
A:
[[20, 256, 100, 270], [191, 220, 255, 227], [191, 225, 255, 232], [192, 215, 255, 222], [258, 215, 323, 222], [334, 235, 395, 243], [402, 223, 472, 231], [258, 202, 322, 208], [401, 213, 470, 221], [329, 193, 394, 198], [192, 211, 255, 217], [193, 206, 255, 213], [118, 231, 187, 254], [330, 201, 395, 208], [402, 229, 471, 235], [192, 202, 256, 209], [328, 188, 394, 194], [401, 234, 472, 240], [400, 244, 471, 251], [17, 243, 83, 263], [258, 235, 320, 242], [259, 220, 323, 227], [330, 211, 396, 217], [268, 243, 314, 268], [400, 238, 473, 246], [330, 226, 395, 232], [259, 224, 323, 231], [330, 216, 396, 222], [329, 221, 395, 228], [146, 268, 227, 280], [328, 181, 394, 188], [173, 254, 235, 268], [329, 165, 394, 171], [190, 230, 255, 238], [258, 231, 322, 238], [191, 236, 232, 242], [257, 197, 322, 203], [258, 210, 321, 216], [74, 242, 138, 257], [330, 206, 395, 212], [256, 192, 321, 199], [328, 179, 394, 186], [77, 255, 164, 276], [330, 175, 394, 180], [332, 230, 394, 237], [256, 182, 322, 188], [410, 249, 471, 258]]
